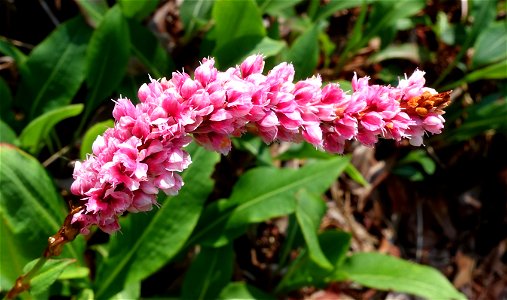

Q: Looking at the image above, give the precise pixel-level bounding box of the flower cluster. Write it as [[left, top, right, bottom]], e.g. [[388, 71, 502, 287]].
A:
[[71, 55, 449, 234]]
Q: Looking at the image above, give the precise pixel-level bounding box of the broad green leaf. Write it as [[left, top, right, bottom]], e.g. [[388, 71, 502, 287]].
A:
[[84, 5, 130, 125], [219, 282, 276, 300], [0, 77, 14, 123], [18, 104, 83, 155], [277, 142, 334, 160], [180, 0, 214, 40], [286, 24, 320, 79], [24, 258, 76, 296], [257, 0, 303, 15], [15, 16, 91, 120], [94, 143, 219, 300], [0, 146, 85, 290], [118, 0, 158, 20], [242, 36, 286, 59], [472, 21, 507, 68], [128, 20, 174, 78], [340, 253, 466, 300], [191, 156, 350, 247], [212, 36, 266, 68], [277, 230, 352, 292], [465, 60, 507, 81], [295, 190, 332, 270], [182, 244, 234, 300], [0, 120, 17, 144], [80, 119, 114, 160], [469, 0, 497, 42], [212, 0, 265, 48], [213, 36, 286, 69], [212, 0, 266, 67], [75, 0, 108, 27], [443, 60, 507, 90]]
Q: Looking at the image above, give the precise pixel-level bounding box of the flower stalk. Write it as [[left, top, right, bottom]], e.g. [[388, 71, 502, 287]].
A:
[[5, 206, 85, 299]]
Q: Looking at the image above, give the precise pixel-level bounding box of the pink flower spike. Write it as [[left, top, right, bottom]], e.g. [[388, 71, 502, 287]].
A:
[[70, 55, 450, 234]]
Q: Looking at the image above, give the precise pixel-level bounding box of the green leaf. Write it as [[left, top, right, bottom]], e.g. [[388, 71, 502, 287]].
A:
[[116, 74, 144, 101], [94, 143, 219, 300], [84, 5, 130, 124], [313, 0, 369, 21], [0, 119, 17, 144], [366, 0, 425, 34], [212, 0, 265, 49], [182, 244, 234, 300], [243, 36, 286, 59], [24, 258, 76, 296], [393, 149, 436, 181], [76, 289, 95, 300], [75, 0, 108, 27], [18, 104, 83, 155], [219, 282, 276, 300], [295, 190, 332, 270], [277, 142, 334, 160], [336, 80, 352, 93], [469, 0, 497, 43], [368, 43, 422, 64], [443, 60, 507, 90], [58, 265, 90, 280], [118, 0, 158, 20], [213, 36, 286, 69], [0, 37, 27, 64], [15, 16, 91, 120], [340, 253, 466, 300], [213, 36, 282, 68], [128, 20, 174, 78], [442, 96, 507, 141], [472, 21, 507, 68], [0, 146, 85, 290], [258, 0, 303, 15], [277, 230, 352, 292], [180, 0, 214, 40], [0, 77, 14, 123], [110, 281, 140, 300], [80, 119, 114, 159], [191, 156, 350, 247], [286, 24, 320, 79], [435, 0, 497, 85], [466, 60, 507, 81], [212, 0, 266, 67], [0, 210, 26, 290], [344, 164, 368, 186]]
